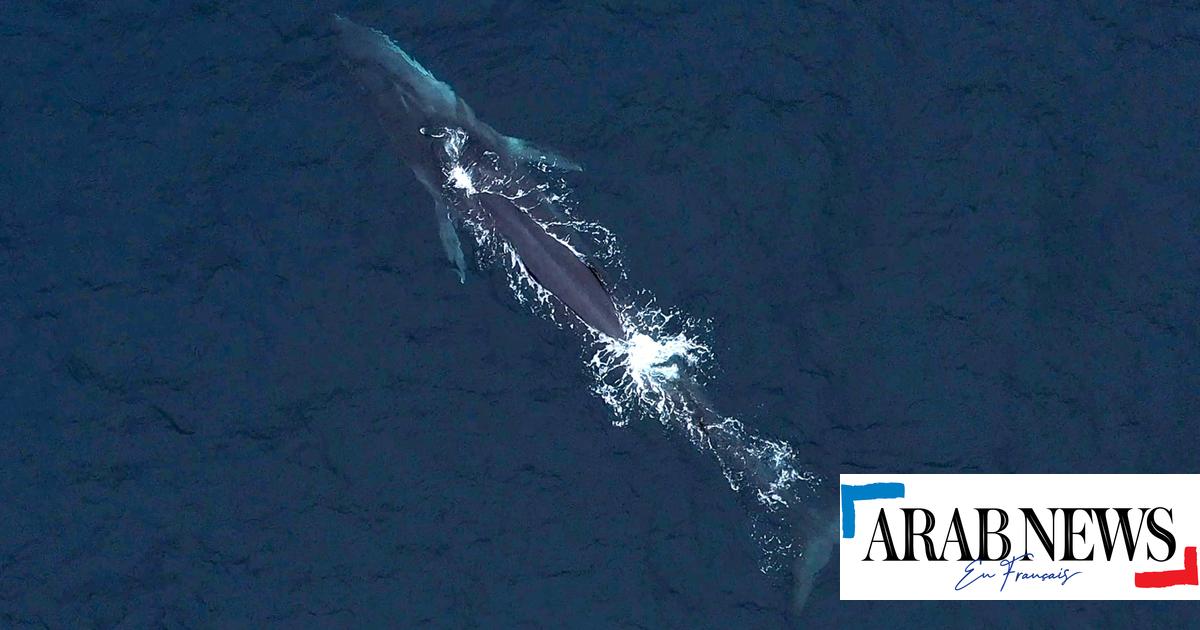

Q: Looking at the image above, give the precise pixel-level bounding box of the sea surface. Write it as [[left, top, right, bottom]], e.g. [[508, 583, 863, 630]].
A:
[[2, 1, 1197, 627]]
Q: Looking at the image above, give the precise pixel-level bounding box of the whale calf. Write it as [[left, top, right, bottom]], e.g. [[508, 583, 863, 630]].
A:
[[332, 15, 626, 340]]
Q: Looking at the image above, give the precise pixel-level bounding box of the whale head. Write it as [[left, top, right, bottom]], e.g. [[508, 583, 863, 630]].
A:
[[332, 15, 474, 158]]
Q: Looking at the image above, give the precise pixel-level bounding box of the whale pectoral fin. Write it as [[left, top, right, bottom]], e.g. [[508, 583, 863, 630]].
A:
[[435, 202, 468, 284], [506, 136, 583, 173]]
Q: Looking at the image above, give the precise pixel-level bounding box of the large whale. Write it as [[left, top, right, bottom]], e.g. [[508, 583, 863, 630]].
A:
[[332, 15, 627, 341], [334, 16, 835, 605]]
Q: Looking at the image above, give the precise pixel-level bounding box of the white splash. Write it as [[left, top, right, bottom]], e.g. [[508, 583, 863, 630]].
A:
[[588, 300, 711, 423], [448, 164, 476, 195], [625, 333, 682, 381], [429, 127, 824, 574]]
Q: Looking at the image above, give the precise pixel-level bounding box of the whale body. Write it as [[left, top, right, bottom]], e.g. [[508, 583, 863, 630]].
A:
[[333, 15, 626, 341]]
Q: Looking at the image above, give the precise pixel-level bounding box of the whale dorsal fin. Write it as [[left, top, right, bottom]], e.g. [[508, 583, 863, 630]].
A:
[[587, 264, 610, 292]]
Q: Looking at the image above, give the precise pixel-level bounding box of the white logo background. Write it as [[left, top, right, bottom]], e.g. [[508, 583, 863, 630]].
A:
[[840, 474, 1200, 600]]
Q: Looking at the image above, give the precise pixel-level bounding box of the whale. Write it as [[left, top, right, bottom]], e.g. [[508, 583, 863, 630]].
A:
[[333, 17, 834, 599], [332, 15, 627, 341]]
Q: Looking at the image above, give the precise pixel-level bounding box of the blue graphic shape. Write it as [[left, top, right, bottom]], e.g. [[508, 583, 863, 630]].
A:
[[841, 482, 905, 538]]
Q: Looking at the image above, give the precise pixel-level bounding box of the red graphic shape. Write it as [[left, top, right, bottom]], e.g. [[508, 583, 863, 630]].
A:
[[1135, 546, 1198, 588]]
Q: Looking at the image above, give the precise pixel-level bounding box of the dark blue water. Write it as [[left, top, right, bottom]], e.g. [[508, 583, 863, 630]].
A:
[[2, 1, 1197, 627]]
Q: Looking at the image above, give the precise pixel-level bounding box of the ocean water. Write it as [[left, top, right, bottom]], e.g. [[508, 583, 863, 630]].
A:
[[1, 1, 1197, 627]]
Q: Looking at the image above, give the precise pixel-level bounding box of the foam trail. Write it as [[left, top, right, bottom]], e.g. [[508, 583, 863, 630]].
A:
[[591, 321, 832, 578], [432, 127, 833, 592]]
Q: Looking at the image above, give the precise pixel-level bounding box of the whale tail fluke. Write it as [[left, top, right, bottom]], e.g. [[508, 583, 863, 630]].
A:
[[790, 513, 836, 614]]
